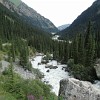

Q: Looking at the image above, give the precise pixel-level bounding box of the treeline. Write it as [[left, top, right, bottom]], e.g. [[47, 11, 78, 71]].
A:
[[66, 21, 100, 82]]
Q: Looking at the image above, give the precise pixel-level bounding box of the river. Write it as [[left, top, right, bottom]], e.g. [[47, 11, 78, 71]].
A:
[[31, 55, 100, 96]]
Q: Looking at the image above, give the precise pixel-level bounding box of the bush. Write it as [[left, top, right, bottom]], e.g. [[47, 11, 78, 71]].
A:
[[0, 72, 57, 100], [0, 62, 2, 68], [43, 52, 53, 61], [27, 62, 32, 71], [67, 59, 97, 81], [32, 68, 44, 79], [0, 92, 16, 100], [71, 64, 86, 80], [2, 67, 10, 75], [67, 59, 74, 70], [20, 79, 57, 100], [0, 78, 16, 100]]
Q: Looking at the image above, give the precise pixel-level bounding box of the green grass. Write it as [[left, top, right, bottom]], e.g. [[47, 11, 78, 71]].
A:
[[0, 86, 16, 100], [0, 93, 16, 100], [0, 72, 57, 100], [9, 0, 21, 6]]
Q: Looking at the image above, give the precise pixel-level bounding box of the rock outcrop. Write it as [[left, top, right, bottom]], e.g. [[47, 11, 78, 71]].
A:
[[94, 59, 100, 79], [0, 0, 58, 33], [59, 78, 100, 100], [0, 60, 35, 79]]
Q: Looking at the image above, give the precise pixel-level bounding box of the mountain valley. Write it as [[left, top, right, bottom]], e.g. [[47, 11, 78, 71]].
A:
[[0, 0, 100, 100]]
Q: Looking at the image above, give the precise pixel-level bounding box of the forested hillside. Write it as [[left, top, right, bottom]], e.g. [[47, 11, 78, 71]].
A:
[[0, 2, 59, 99], [0, 2, 70, 63], [0, 0, 58, 33], [0, 0, 100, 99], [0, 0, 100, 82], [59, 0, 100, 38]]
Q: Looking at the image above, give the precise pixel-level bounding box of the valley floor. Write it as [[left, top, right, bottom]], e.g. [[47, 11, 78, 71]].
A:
[[31, 55, 100, 96]]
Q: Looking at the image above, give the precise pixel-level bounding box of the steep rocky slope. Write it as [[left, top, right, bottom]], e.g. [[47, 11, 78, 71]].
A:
[[0, 0, 58, 33], [59, 78, 100, 100]]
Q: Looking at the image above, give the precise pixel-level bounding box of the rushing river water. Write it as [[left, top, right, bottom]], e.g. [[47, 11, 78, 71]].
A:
[[31, 55, 100, 96]]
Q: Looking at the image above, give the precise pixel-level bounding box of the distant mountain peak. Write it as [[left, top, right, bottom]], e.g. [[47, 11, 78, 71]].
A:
[[58, 24, 70, 31]]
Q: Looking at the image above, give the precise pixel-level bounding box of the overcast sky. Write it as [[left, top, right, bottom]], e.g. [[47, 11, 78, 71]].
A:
[[21, 0, 95, 26]]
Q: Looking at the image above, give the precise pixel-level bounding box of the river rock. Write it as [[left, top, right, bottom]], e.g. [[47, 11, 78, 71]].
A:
[[59, 78, 100, 100], [46, 70, 50, 72], [94, 59, 100, 79], [45, 64, 58, 69]]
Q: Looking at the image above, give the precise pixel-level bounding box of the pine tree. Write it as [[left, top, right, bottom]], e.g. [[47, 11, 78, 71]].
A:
[[72, 36, 79, 64], [5, 57, 15, 93], [85, 21, 95, 67], [85, 33, 95, 67], [63, 41, 70, 62], [20, 40, 29, 70], [84, 21, 96, 81], [78, 34, 85, 65], [10, 41, 16, 62]]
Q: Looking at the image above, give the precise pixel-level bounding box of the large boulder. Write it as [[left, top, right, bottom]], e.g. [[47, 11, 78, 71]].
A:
[[94, 59, 100, 79], [59, 78, 100, 100]]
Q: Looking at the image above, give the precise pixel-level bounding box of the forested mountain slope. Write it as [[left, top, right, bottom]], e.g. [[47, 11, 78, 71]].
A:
[[0, 1, 68, 66], [0, 0, 58, 33], [59, 0, 100, 38]]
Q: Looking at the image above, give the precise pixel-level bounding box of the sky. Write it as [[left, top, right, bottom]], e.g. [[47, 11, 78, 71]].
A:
[[21, 0, 96, 27]]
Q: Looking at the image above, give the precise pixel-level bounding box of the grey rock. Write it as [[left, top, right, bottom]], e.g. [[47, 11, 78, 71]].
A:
[[41, 60, 48, 64], [59, 78, 100, 100], [46, 70, 50, 72], [38, 63, 41, 65], [45, 65, 58, 69], [0, 60, 35, 79]]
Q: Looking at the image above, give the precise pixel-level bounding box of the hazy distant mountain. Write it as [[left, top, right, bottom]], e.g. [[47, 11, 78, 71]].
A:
[[59, 0, 100, 37], [0, 0, 58, 33], [58, 24, 70, 31]]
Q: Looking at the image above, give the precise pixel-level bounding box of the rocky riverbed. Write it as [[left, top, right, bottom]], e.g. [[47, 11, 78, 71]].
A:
[[31, 55, 100, 96], [31, 55, 70, 95]]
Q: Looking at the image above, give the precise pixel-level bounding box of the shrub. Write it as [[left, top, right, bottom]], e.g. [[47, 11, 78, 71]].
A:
[[0, 72, 57, 100], [32, 68, 44, 79], [67, 59, 74, 70], [71, 64, 86, 80], [67, 59, 96, 81], [27, 62, 32, 71]]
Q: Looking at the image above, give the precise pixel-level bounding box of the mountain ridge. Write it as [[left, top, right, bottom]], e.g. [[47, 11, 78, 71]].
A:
[[59, 0, 100, 38], [0, 0, 58, 33], [58, 24, 70, 31]]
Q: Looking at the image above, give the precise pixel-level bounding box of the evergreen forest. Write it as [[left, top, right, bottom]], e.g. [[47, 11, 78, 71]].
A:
[[0, 1, 100, 100]]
